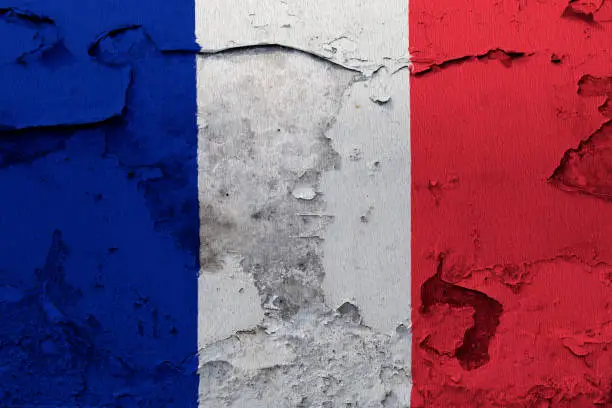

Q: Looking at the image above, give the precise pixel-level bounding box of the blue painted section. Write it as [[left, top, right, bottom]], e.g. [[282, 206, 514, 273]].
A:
[[0, 2, 198, 407], [0, 63, 131, 129]]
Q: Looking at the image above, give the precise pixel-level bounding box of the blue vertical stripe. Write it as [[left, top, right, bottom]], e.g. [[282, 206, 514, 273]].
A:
[[0, 1, 199, 406]]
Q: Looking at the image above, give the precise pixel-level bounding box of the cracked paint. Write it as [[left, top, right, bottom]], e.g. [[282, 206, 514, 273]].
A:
[[194, 0, 409, 76], [411, 48, 529, 76]]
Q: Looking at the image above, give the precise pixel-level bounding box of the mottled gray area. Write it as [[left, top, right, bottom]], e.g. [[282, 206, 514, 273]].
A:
[[197, 48, 356, 325]]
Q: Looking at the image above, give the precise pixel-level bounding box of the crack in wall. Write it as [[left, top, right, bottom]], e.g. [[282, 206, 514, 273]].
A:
[[194, 0, 409, 76]]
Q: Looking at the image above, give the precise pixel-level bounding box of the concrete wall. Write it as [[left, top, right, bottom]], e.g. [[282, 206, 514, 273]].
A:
[[195, 1, 411, 406]]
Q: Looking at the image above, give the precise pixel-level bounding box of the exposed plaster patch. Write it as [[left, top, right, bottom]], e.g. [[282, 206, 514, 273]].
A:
[[199, 307, 411, 407], [195, 0, 410, 403], [199, 328, 297, 371]]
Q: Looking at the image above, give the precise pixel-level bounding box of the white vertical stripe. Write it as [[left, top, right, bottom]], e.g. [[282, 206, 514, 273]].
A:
[[196, 1, 410, 406]]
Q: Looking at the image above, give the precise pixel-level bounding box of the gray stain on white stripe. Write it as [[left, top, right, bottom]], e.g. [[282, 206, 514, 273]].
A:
[[196, 47, 411, 408]]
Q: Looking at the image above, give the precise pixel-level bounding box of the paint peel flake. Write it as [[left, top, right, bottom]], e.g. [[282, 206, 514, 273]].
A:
[[88, 25, 157, 65], [561, 0, 604, 22], [411, 49, 528, 76], [0, 7, 59, 64], [550, 120, 612, 200], [291, 184, 317, 200]]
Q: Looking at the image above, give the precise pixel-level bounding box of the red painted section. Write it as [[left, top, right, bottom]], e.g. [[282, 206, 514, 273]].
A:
[[410, 0, 612, 406]]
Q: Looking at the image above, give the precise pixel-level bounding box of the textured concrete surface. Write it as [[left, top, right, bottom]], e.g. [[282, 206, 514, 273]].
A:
[[196, 1, 410, 406]]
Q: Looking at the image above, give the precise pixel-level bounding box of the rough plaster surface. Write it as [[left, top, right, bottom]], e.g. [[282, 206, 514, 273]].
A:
[[196, 1, 410, 406]]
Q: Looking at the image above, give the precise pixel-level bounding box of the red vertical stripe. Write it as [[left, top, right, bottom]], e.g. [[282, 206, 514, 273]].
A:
[[410, 0, 612, 406]]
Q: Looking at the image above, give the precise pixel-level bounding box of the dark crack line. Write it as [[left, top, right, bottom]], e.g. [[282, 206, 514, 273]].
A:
[[164, 43, 368, 74]]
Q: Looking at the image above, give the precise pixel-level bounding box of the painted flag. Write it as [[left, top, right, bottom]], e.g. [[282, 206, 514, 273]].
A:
[[2, 0, 609, 406]]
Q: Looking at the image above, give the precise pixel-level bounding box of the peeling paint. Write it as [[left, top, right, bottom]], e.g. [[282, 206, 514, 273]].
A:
[[194, 0, 409, 75], [199, 307, 411, 407]]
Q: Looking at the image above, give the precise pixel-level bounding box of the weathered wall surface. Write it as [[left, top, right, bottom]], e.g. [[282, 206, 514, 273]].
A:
[[195, 1, 411, 407], [0, 2, 200, 407], [410, 0, 612, 406]]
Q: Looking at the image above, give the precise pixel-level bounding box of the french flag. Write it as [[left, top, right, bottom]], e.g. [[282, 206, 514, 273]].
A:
[[0, 0, 610, 406]]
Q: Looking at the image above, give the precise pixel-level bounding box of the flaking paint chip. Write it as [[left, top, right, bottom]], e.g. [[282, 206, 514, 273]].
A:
[[292, 185, 316, 200]]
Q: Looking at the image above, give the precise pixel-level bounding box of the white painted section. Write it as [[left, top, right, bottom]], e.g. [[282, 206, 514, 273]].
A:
[[321, 67, 410, 334], [195, 0, 409, 76], [196, 0, 410, 405]]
